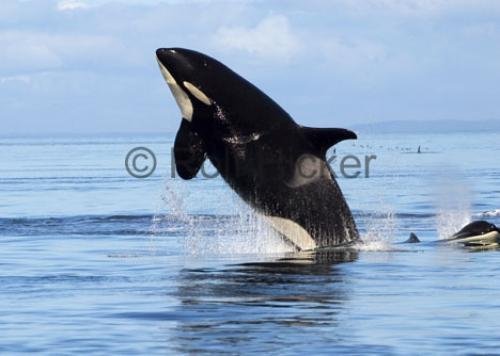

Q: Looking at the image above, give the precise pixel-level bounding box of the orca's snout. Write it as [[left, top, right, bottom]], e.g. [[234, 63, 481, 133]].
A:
[[156, 47, 204, 82], [156, 47, 198, 63], [156, 48, 177, 57], [156, 48, 178, 67], [156, 47, 211, 71]]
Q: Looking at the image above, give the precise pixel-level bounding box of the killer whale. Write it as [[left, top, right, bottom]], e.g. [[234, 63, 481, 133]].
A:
[[441, 220, 500, 248], [156, 48, 359, 250], [407, 220, 500, 249]]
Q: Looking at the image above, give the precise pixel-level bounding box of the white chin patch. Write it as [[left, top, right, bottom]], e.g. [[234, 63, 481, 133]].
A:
[[451, 230, 500, 245], [266, 216, 317, 251], [157, 58, 193, 121], [183, 81, 212, 106]]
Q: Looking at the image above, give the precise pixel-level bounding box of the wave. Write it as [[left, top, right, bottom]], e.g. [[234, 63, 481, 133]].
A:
[[0, 214, 158, 237], [354, 211, 436, 219], [476, 209, 500, 218], [2, 208, 488, 256], [0, 213, 258, 237], [0, 210, 433, 237]]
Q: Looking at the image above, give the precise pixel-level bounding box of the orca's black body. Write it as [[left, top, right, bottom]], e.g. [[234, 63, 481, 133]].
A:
[[156, 48, 359, 250]]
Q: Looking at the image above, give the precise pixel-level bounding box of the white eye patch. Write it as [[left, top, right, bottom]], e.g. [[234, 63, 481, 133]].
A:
[[183, 81, 212, 106]]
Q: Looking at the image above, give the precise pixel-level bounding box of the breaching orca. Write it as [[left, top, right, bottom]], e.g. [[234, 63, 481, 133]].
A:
[[156, 48, 359, 250]]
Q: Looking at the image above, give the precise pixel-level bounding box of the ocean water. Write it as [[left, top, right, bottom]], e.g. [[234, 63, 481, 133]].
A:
[[0, 132, 499, 354]]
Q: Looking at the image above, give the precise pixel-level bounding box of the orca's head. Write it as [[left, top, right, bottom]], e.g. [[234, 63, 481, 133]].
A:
[[156, 48, 282, 125], [452, 220, 499, 239], [156, 48, 213, 122]]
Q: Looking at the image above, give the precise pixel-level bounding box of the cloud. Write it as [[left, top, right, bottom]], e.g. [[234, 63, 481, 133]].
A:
[[347, 0, 450, 15], [333, 0, 500, 16], [0, 32, 62, 73], [0, 31, 132, 75], [213, 15, 301, 60], [462, 22, 500, 37], [0, 75, 31, 85], [57, 0, 89, 11], [319, 38, 387, 69], [1, 0, 500, 135]]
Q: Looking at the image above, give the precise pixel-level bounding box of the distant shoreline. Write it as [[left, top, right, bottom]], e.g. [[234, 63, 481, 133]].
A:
[[352, 119, 500, 134], [1, 119, 499, 138]]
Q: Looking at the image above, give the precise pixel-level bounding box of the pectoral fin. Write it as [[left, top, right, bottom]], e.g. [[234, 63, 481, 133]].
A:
[[174, 119, 206, 179]]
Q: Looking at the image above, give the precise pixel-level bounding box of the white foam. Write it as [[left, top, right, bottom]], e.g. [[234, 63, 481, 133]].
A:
[[355, 239, 394, 252]]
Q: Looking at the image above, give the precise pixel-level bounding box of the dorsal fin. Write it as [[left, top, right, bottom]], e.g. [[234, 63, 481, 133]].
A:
[[174, 119, 206, 179], [405, 232, 421, 243], [301, 126, 357, 155]]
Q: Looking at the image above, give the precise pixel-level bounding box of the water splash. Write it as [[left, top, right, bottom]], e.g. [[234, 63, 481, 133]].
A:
[[150, 184, 292, 257], [356, 208, 397, 251], [183, 209, 293, 257], [148, 183, 195, 255], [434, 180, 471, 239]]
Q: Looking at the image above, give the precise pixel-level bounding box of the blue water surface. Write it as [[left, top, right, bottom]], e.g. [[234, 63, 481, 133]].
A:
[[0, 132, 499, 354]]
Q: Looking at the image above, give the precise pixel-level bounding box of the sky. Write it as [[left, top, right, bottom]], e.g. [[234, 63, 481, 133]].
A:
[[1, 0, 500, 135]]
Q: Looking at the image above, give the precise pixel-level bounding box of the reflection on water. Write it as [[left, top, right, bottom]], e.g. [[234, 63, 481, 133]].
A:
[[171, 250, 358, 354]]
